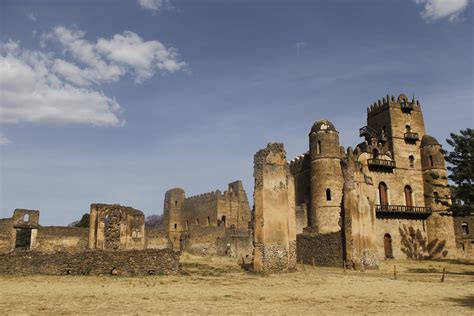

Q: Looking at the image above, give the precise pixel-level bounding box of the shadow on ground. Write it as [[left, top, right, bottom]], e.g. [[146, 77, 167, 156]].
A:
[[445, 295, 474, 308]]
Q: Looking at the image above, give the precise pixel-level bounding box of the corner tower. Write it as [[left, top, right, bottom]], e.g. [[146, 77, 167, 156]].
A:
[[309, 120, 344, 233], [421, 135, 457, 257], [163, 188, 185, 249]]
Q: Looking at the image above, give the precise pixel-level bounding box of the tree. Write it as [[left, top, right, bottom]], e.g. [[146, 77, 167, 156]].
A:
[[445, 128, 473, 214], [69, 213, 90, 228], [145, 214, 163, 227]]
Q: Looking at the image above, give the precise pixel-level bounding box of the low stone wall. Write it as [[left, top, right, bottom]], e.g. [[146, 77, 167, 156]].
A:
[[0, 249, 180, 276], [145, 227, 170, 249], [216, 229, 253, 258], [187, 225, 225, 255], [296, 230, 343, 267], [253, 241, 296, 273], [35, 226, 88, 253]]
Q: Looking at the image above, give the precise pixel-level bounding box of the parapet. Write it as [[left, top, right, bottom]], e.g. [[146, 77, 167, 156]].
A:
[[289, 152, 310, 174], [367, 93, 422, 117]]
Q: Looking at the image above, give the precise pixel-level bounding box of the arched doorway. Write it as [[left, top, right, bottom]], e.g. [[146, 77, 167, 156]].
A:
[[379, 182, 388, 206], [404, 185, 413, 208], [384, 233, 393, 259]]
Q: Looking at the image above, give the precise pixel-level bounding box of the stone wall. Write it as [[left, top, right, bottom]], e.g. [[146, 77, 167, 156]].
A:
[[253, 143, 296, 273], [34, 226, 88, 253], [145, 227, 170, 249], [453, 214, 474, 257], [0, 249, 180, 276], [216, 229, 253, 258], [296, 229, 343, 267], [186, 224, 226, 254]]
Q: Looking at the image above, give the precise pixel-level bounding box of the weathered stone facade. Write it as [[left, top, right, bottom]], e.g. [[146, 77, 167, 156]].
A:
[[453, 212, 474, 256], [287, 94, 461, 267], [162, 181, 252, 256], [252, 143, 297, 273]]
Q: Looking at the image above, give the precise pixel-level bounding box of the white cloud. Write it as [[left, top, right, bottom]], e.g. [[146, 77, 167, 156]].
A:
[[0, 41, 122, 126], [0, 133, 11, 145], [415, 0, 470, 22], [137, 0, 168, 13], [45, 26, 186, 85], [27, 12, 37, 22]]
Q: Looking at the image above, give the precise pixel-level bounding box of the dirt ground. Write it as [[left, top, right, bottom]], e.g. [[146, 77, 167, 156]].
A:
[[0, 254, 472, 315]]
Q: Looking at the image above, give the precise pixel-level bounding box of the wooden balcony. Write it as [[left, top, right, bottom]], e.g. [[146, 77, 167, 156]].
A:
[[404, 132, 419, 142], [376, 204, 432, 218], [367, 158, 396, 170]]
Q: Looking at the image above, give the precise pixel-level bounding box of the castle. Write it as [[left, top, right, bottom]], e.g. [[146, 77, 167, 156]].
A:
[[0, 93, 471, 275]]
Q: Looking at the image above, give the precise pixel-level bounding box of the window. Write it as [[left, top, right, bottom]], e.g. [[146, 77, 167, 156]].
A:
[[372, 148, 379, 159], [221, 216, 226, 227], [174, 223, 177, 230], [404, 185, 413, 207], [326, 189, 331, 201], [23, 214, 30, 222], [207, 216, 210, 226], [429, 155, 434, 167], [461, 223, 469, 235], [379, 182, 388, 206], [195, 218, 199, 225], [433, 192, 440, 204], [186, 220, 189, 230], [175, 200, 178, 206], [405, 124, 411, 132], [317, 141, 321, 154], [409, 155, 415, 168]]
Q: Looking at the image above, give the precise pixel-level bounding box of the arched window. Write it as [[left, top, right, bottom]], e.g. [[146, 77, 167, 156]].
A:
[[429, 155, 434, 167], [409, 155, 415, 168], [405, 124, 411, 132], [373, 148, 379, 159], [221, 216, 226, 227], [379, 182, 388, 206], [317, 141, 321, 154], [23, 214, 29, 222], [384, 233, 393, 259], [404, 185, 413, 207], [195, 218, 199, 225], [207, 216, 210, 226], [461, 223, 469, 235], [174, 223, 177, 230], [175, 200, 178, 206], [433, 191, 440, 204], [326, 189, 331, 201]]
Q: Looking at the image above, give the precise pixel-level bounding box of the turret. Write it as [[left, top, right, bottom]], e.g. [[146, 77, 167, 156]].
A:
[[420, 135, 457, 257], [163, 188, 185, 232], [308, 120, 344, 233]]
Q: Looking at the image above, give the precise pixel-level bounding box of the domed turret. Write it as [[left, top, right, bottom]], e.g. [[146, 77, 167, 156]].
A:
[[308, 119, 343, 233], [421, 135, 440, 147]]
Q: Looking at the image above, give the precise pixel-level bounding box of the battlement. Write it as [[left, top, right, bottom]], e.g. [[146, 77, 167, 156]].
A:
[[289, 152, 310, 175], [367, 93, 422, 117]]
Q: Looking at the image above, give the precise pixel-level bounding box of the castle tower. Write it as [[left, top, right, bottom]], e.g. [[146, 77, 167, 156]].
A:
[[421, 135, 457, 257], [163, 188, 185, 249], [309, 120, 344, 233]]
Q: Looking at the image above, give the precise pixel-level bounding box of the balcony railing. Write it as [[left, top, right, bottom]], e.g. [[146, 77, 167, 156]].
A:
[[376, 204, 432, 217], [367, 158, 396, 169], [404, 132, 419, 141], [400, 102, 414, 112]]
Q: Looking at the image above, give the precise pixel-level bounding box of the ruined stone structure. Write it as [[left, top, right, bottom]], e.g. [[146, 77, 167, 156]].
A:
[[453, 212, 474, 257], [0, 204, 178, 275], [163, 181, 253, 257], [252, 143, 296, 273], [286, 94, 459, 268]]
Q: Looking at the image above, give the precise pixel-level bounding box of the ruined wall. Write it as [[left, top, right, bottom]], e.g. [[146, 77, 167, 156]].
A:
[[184, 193, 219, 227], [453, 214, 474, 257], [0, 219, 14, 253], [89, 204, 145, 251], [34, 227, 88, 253], [185, 224, 226, 254], [0, 249, 180, 276], [290, 153, 311, 231], [253, 143, 296, 273], [296, 231, 342, 266], [342, 152, 378, 269], [216, 229, 253, 258], [145, 227, 170, 249]]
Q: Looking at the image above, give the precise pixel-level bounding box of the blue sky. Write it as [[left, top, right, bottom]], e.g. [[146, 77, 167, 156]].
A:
[[1, 0, 473, 225]]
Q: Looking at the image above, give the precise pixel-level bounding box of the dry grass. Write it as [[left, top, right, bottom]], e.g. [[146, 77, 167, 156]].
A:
[[0, 254, 473, 315]]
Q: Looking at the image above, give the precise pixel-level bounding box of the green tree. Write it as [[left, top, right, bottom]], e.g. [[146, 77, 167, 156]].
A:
[[445, 128, 473, 214], [72, 213, 90, 228]]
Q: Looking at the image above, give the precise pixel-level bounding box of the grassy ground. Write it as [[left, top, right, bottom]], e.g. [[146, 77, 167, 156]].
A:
[[0, 254, 472, 315]]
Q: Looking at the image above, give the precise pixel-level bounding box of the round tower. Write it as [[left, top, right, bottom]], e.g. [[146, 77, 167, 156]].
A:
[[309, 119, 344, 233], [420, 135, 457, 257], [163, 188, 185, 232]]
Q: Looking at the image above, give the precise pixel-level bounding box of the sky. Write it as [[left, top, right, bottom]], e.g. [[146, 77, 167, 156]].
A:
[[0, 0, 473, 225]]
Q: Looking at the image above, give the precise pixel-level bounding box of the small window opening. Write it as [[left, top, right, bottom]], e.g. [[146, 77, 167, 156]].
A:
[[461, 223, 469, 235], [175, 200, 178, 206], [429, 155, 434, 167], [433, 191, 440, 204], [372, 148, 379, 159], [316, 141, 321, 154], [23, 214, 30, 222], [409, 155, 415, 168], [326, 189, 331, 201], [221, 216, 226, 227], [186, 220, 189, 230], [174, 223, 177, 230], [207, 216, 210, 226], [405, 124, 411, 132], [195, 218, 199, 225]]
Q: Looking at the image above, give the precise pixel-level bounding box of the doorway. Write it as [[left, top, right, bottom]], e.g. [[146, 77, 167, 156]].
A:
[[15, 228, 32, 250], [384, 233, 393, 259]]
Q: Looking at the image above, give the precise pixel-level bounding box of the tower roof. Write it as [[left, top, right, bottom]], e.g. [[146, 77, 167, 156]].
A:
[[421, 135, 440, 147], [310, 119, 337, 134]]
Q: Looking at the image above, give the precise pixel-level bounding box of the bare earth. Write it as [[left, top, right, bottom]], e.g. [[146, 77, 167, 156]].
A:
[[0, 254, 473, 315]]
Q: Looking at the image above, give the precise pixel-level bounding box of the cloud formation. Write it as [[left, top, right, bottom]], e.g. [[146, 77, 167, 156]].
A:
[[137, 0, 169, 13], [415, 0, 470, 22], [0, 26, 186, 127], [0, 133, 11, 145]]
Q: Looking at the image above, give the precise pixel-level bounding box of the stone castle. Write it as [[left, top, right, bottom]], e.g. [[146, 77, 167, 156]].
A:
[[0, 93, 471, 275]]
